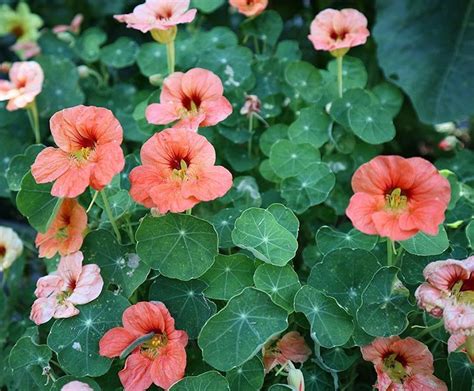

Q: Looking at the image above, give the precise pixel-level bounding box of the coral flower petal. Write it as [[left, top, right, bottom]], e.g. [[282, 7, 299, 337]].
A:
[[31, 147, 70, 183], [150, 343, 187, 390], [119, 352, 154, 391], [122, 302, 167, 335], [99, 327, 138, 358], [229, 0, 268, 17]]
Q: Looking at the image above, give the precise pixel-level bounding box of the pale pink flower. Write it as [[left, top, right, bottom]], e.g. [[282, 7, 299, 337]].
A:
[[30, 251, 103, 325], [361, 336, 447, 391], [53, 14, 84, 34], [10, 41, 41, 59], [229, 0, 268, 17], [444, 301, 474, 336], [240, 94, 261, 117], [114, 0, 196, 33], [448, 334, 474, 362], [308, 8, 369, 55], [61, 381, 93, 391], [0, 61, 43, 111], [146, 68, 232, 131]]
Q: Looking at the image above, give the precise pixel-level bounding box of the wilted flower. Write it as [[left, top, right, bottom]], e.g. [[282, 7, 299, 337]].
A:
[[0, 61, 43, 111], [286, 362, 305, 391], [240, 94, 261, 117], [31, 105, 125, 198], [361, 336, 447, 391], [99, 301, 188, 391], [308, 8, 369, 57], [35, 199, 88, 259], [52, 14, 83, 34], [30, 251, 103, 325], [10, 40, 41, 59], [229, 0, 268, 17], [146, 68, 232, 131], [346, 155, 451, 241], [438, 135, 460, 151], [0, 226, 23, 272], [130, 127, 233, 214]]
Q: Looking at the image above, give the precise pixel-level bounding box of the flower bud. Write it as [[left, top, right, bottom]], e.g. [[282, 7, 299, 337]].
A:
[[151, 26, 177, 44]]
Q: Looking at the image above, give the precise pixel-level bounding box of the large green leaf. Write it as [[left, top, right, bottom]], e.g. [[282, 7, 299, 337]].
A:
[[170, 371, 230, 390], [136, 214, 218, 280], [374, 0, 474, 123], [448, 352, 474, 390], [232, 208, 298, 266], [47, 292, 129, 377], [16, 172, 63, 233], [9, 336, 51, 371], [269, 140, 320, 179], [6, 144, 44, 192], [357, 267, 414, 337], [226, 356, 265, 391], [400, 226, 449, 256], [294, 286, 354, 348], [288, 106, 331, 148], [198, 288, 288, 371], [82, 230, 150, 298], [149, 276, 216, 339], [315, 226, 378, 255]]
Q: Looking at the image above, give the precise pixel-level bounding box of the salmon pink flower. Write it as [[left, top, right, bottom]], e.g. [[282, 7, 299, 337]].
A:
[[0, 226, 23, 272], [145, 68, 232, 131], [262, 331, 312, 373], [114, 0, 196, 34], [308, 8, 370, 56], [0, 61, 43, 111], [130, 127, 233, 214], [53, 14, 84, 34], [361, 336, 447, 391], [61, 381, 93, 391], [99, 301, 188, 391], [35, 198, 87, 259], [10, 41, 41, 59], [448, 334, 474, 361], [346, 156, 451, 241], [30, 251, 103, 325], [31, 105, 125, 198], [229, 0, 268, 17]]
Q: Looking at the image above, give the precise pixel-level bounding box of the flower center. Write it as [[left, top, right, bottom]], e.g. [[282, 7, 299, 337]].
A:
[[56, 289, 73, 304], [0, 244, 6, 259], [181, 94, 201, 114], [71, 147, 92, 162], [10, 24, 25, 38], [172, 159, 189, 181], [141, 334, 168, 359], [383, 353, 407, 383], [55, 226, 69, 241], [385, 188, 408, 211], [452, 278, 474, 305], [330, 30, 348, 41]]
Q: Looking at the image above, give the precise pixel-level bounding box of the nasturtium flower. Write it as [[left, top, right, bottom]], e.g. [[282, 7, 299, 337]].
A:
[[308, 8, 369, 57], [31, 105, 125, 198], [30, 251, 103, 325], [10, 41, 41, 60], [229, 0, 268, 17], [61, 381, 93, 391], [35, 198, 87, 259], [53, 13, 83, 34], [0, 2, 43, 43], [0, 226, 23, 272], [0, 61, 43, 111], [114, 0, 196, 34], [130, 127, 233, 214], [361, 336, 447, 391], [262, 331, 312, 373], [240, 94, 261, 117], [99, 302, 188, 391], [146, 68, 232, 131], [346, 155, 451, 241]]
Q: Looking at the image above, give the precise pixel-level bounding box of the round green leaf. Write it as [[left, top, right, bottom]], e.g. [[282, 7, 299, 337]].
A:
[[149, 276, 216, 339], [198, 288, 288, 371], [448, 352, 474, 390], [309, 249, 381, 315], [285, 61, 323, 103], [136, 214, 218, 280], [82, 230, 150, 298], [348, 104, 396, 144], [226, 356, 264, 391], [201, 254, 256, 301], [6, 144, 44, 192], [294, 285, 354, 348], [47, 291, 129, 377], [259, 159, 280, 183], [9, 336, 51, 370], [170, 371, 230, 391], [220, 176, 262, 209], [356, 267, 414, 337], [303, 362, 334, 391], [210, 208, 241, 249], [100, 37, 139, 68], [269, 140, 320, 179], [259, 124, 288, 157], [329, 89, 372, 129], [16, 172, 62, 233], [280, 163, 335, 214], [320, 347, 360, 372], [191, 0, 225, 13], [372, 82, 403, 118], [232, 208, 298, 266], [400, 226, 450, 256], [254, 264, 301, 312], [327, 56, 368, 91], [315, 226, 378, 255], [241, 11, 283, 48], [74, 27, 107, 63], [288, 106, 331, 148], [266, 203, 299, 239], [137, 42, 167, 77]]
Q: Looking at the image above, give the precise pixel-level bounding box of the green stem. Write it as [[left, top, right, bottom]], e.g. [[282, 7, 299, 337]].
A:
[[337, 55, 344, 98], [186, 208, 192, 215], [248, 114, 254, 157], [166, 40, 175, 75], [86, 190, 99, 213], [466, 336, 474, 359], [413, 320, 444, 338], [387, 239, 394, 267], [100, 190, 122, 244], [26, 100, 40, 144], [125, 215, 135, 244]]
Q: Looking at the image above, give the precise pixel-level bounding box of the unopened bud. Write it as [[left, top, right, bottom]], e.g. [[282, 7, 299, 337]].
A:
[[149, 74, 164, 87], [77, 65, 91, 78], [438, 136, 458, 151], [434, 122, 456, 133], [240, 95, 261, 116], [287, 366, 305, 391]]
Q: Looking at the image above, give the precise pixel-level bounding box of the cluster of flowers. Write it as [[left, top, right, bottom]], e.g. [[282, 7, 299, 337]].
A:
[[0, 1, 469, 391]]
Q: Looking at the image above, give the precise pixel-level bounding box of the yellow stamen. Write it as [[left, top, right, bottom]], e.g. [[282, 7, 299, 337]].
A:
[[172, 159, 188, 181], [383, 353, 406, 383], [71, 147, 92, 162], [385, 188, 407, 210], [141, 334, 168, 358], [55, 227, 68, 240]]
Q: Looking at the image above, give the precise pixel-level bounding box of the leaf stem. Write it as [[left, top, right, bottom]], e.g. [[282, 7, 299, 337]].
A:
[[26, 100, 40, 144], [86, 190, 99, 213], [100, 190, 122, 244], [387, 238, 394, 266], [166, 40, 175, 75], [125, 215, 136, 243], [337, 55, 344, 98], [186, 208, 192, 215], [413, 319, 444, 338], [247, 114, 254, 157]]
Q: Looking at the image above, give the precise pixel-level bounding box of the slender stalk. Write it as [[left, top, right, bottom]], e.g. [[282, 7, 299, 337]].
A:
[[26, 100, 40, 144], [337, 55, 344, 98], [413, 319, 444, 339], [125, 215, 135, 244], [186, 208, 192, 215], [247, 114, 254, 157], [100, 190, 122, 243], [387, 239, 394, 267], [166, 40, 175, 75], [86, 190, 99, 213]]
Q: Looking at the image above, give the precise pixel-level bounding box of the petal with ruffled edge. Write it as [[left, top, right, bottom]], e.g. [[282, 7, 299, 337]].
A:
[[51, 162, 92, 198], [34, 275, 63, 298], [200, 96, 233, 127], [31, 147, 71, 184], [99, 327, 138, 358], [30, 297, 57, 325], [119, 352, 154, 391], [69, 264, 103, 305], [89, 143, 125, 190], [150, 343, 186, 390], [145, 103, 180, 125], [129, 165, 163, 209], [148, 180, 199, 214], [122, 302, 167, 335], [346, 193, 385, 236], [371, 210, 418, 241], [182, 166, 232, 202]]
